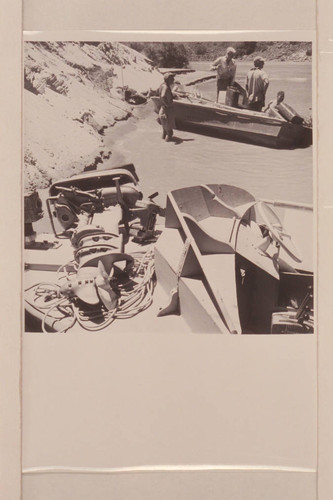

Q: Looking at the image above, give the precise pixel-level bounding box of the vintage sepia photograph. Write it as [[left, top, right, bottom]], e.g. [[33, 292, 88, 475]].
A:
[[24, 39, 314, 335], [2, 0, 333, 496]]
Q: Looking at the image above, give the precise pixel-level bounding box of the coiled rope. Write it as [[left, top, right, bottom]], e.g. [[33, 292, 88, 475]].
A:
[[25, 248, 155, 334]]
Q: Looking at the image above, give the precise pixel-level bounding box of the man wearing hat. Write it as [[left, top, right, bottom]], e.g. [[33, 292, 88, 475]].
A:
[[245, 56, 269, 112], [158, 72, 176, 142], [210, 47, 237, 103]]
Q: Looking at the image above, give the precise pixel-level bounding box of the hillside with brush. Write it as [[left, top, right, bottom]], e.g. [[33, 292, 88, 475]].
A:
[[125, 41, 312, 67]]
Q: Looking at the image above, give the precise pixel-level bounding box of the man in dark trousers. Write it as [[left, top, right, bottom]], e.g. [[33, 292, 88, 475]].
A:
[[158, 73, 176, 142], [210, 47, 237, 102], [245, 56, 269, 112]]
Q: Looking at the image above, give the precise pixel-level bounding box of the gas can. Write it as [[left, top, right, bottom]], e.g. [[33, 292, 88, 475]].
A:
[[225, 87, 240, 107]]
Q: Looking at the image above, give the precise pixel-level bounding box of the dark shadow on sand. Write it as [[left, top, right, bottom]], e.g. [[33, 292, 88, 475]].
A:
[[169, 136, 195, 145]]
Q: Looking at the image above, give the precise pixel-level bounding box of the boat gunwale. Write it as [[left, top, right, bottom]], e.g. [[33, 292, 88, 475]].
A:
[[151, 96, 311, 131]]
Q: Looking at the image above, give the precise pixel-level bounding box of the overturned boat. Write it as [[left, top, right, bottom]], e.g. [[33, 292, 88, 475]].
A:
[[155, 184, 313, 334], [151, 91, 312, 149], [24, 166, 313, 335]]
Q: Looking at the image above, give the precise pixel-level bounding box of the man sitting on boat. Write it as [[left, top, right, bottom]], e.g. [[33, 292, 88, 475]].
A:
[[210, 47, 237, 103], [158, 73, 176, 142], [264, 91, 285, 118], [245, 56, 269, 112]]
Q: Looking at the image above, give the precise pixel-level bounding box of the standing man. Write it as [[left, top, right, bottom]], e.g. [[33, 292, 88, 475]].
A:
[[210, 47, 237, 102], [245, 56, 269, 112], [158, 73, 176, 142]]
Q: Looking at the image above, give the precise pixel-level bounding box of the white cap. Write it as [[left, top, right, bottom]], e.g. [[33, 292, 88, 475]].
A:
[[226, 46, 236, 54]]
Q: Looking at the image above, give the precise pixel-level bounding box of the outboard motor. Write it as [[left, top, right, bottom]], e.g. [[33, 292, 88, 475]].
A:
[[43, 166, 161, 316], [46, 166, 162, 242], [276, 102, 304, 124], [59, 211, 134, 312]]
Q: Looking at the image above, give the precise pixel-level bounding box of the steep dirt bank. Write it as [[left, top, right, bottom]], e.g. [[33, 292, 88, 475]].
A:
[[24, 42, 162, 191]]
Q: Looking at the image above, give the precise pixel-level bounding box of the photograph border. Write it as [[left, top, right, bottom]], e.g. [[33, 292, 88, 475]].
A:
[[2, 0, 333, 498]]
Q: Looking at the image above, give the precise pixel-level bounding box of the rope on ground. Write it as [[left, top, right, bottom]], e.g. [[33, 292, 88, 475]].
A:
[[25, 248, 155, 333]]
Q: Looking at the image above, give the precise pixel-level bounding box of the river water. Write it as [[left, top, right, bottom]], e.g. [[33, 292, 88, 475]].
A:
[[103, 61, 313, 207]]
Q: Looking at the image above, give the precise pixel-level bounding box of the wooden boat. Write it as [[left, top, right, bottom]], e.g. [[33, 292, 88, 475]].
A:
[[151, 93, 312, 149], [24, 167, 313, 335]]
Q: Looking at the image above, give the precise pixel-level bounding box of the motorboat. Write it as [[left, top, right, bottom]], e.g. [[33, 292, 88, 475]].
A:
[[24, 166, 313, 335], [151, 91, 312, 149]]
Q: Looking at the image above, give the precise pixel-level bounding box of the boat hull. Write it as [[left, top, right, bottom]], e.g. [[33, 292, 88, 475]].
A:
[[151, 97, 312, 149], [155, 185, 313, 334]]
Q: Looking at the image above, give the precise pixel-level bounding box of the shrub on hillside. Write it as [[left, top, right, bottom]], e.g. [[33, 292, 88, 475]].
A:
[[234, 42, 257, 56], [145, 42, 189, 68], [193, 43, 208, 57], [125, 42, 189, 68], [125, 42, 145, 53]]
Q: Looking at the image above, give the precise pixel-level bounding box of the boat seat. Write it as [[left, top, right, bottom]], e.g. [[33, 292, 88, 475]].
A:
[[206, 184, 256, 217], [199, 185, 240, 218], [171, 185, 240, 221], [182, 213, 234, 254], [169, 184, 255, 222], [171, 186, 211, 222], [199, 217, 237, 246]]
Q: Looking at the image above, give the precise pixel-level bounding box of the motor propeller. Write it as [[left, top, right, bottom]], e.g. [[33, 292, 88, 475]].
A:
[[95, 260, 118, 311]]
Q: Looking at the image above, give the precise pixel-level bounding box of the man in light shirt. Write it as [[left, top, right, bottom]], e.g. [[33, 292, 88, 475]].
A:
[[210, 47, 237, 103], [245, 56, 269, 112]]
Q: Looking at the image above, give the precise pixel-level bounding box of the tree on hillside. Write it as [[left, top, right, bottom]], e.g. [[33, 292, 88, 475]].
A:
[[234, 42, 257, 56], [125, 42, 189, 68], [193, 42, 208, 57], [145, 42, 189, 68], [125, 42, 144, 53]]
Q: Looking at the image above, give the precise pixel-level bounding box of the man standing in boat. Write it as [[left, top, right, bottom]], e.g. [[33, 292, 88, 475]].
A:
[[158, 73, 176, 142], [245, 56, 269, 112], [210, 47, 237, 103]]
